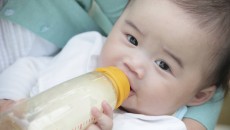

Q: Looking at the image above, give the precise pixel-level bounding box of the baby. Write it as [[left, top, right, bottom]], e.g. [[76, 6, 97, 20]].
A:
[[88, 0, 230, 129], [0, 0, 229, 130]]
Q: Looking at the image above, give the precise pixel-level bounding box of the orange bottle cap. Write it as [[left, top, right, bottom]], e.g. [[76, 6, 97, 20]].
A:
[[96, 67, 130, 108]]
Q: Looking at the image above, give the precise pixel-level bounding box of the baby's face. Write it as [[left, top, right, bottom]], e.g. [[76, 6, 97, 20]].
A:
[[99, 0, 214, 115]]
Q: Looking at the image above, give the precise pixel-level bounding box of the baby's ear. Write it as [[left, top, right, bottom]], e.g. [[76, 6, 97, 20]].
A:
[[187, 85, 216, 106]]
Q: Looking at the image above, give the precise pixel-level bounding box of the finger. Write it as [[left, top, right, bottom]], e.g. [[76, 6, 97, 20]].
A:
[[0, 100, 15, 113], [101, 101, 113, 118], [86, 124, 101, 130], [0, 99, 14, 105], [91, 107, 113, 130]]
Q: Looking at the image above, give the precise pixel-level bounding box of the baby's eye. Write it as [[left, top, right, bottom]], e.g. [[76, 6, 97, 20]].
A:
[[155, 60, 171, 72], [127, 34, 138, 46]]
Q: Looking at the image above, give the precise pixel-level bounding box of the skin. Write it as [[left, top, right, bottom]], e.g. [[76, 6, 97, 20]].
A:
[[89, 0, 217, 129], [0, 0, 217, 130], [99, 0, 216, 115], [0, 99, 15, 113]]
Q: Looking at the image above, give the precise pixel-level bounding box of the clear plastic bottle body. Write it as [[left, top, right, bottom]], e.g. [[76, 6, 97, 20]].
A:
[[0, 68, 129, 130]]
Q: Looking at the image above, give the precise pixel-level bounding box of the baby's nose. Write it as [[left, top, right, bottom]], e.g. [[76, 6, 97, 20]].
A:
[[123, 58, 144, 79]]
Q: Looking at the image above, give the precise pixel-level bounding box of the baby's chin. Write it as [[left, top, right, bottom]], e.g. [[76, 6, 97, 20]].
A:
[[118, 106, 135, 113], [119, 105, 141, 114]]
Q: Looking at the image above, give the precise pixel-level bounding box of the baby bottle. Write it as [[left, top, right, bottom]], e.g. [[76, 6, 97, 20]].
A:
[[0, 66, 130, 130]]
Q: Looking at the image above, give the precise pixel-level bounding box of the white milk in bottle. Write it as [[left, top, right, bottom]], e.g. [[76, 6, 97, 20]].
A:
[[0, 66, 130, 130]]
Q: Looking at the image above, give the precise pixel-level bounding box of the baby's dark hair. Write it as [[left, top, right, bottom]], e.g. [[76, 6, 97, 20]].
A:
[[172, 0, 230, 96]]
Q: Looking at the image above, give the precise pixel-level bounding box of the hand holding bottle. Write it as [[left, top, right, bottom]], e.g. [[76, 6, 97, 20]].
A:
[[0, 99, 15, 113], [86, 101, 113, 130]]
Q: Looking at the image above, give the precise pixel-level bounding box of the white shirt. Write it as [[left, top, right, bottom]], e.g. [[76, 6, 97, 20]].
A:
[[113, 109, 186, 130], [0, 31, 105, 100]]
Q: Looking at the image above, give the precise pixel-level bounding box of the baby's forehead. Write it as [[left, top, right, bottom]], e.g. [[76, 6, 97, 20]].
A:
[[126, 0, 224, 64]]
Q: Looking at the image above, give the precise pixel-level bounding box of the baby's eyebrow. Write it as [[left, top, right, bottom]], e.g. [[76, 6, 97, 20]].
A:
[[164, 48, 183, 68], [125, 20, 144, 36]]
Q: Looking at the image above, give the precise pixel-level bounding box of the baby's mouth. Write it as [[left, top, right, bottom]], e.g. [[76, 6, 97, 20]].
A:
[[130, 86, 133, 91], [129, 86, 135, 96]]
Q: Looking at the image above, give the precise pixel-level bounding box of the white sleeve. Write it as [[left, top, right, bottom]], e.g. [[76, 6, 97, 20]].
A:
[[0, 56, 52, 100]]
